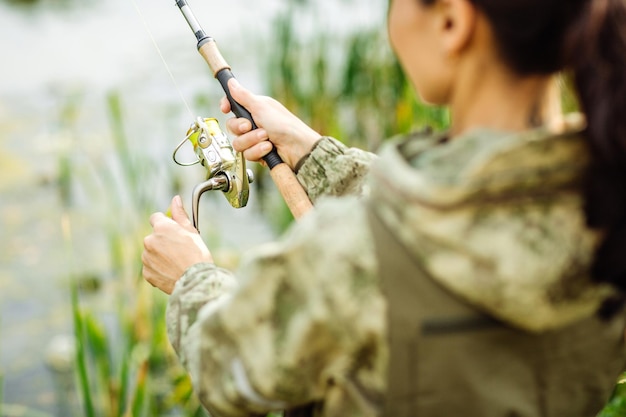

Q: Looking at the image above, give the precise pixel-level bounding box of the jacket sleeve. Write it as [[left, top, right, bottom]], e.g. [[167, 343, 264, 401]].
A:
[[166, 198, 384, 417], [296, 137, 377, 203]]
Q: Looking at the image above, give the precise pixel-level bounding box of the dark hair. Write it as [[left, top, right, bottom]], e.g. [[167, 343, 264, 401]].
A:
[[568, 0, 626, 316], [420, 0, 626, 314]]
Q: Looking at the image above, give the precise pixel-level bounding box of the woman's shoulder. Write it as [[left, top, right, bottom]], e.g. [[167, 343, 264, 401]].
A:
[[368, 115, 615, 332], [374, 114, 589, 208]]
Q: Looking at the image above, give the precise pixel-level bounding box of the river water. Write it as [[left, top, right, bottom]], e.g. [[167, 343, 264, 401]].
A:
[[0, 0, 385, 414]]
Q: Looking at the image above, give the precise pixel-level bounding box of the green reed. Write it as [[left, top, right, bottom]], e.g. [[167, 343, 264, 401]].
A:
[[70, 277, 96, 417], [55, 88, 206, 417], [255, 1, 448, 232], [598, 373, 626, 417], [0, 371, 3, 417], [265, 2, 449, 147]]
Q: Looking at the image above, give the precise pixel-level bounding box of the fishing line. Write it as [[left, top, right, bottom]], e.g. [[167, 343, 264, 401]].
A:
[[130, 0, 195, 118]]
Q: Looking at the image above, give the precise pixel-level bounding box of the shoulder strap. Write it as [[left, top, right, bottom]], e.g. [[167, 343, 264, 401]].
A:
[[368, 202, 626, 417], [367, 204, 431, 416], [367, 203, 500, 416]]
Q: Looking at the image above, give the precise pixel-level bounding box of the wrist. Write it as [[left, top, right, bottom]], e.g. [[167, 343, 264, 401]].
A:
[[294, 137, 325, 174], [286, 123, 321, 169]]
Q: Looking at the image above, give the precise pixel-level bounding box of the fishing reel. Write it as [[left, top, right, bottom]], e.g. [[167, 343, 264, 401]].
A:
[[173, 117, 253, 231]]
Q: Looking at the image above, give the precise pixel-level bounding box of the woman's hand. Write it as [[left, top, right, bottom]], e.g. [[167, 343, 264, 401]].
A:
[[220, 79, 321, 170], [142, 196, 213, 295]]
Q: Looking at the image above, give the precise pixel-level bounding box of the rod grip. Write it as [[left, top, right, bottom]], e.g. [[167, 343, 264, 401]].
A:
[[269, 164, 314, 220], [216, 68, 283, 169]]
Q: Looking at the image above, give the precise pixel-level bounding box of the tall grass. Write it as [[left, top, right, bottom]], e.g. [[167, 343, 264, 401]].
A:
[[55, 90, 206, 417], [265, 4, 449, 151], [598, 373, 626, 417], [254, 2, 448, 232]]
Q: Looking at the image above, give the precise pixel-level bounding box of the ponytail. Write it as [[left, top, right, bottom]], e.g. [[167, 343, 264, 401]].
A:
[[565, 0, 626, 314]]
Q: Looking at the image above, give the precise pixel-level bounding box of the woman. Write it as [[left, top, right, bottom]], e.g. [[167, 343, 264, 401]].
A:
[[142, 0, 626, 416]]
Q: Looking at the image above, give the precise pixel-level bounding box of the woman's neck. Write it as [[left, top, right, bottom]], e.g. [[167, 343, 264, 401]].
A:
[[448, 60, 561, 137]]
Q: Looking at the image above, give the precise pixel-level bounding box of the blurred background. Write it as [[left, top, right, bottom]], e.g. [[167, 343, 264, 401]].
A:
[[1, 0, 623, 417], [0, 0, 426, 415]]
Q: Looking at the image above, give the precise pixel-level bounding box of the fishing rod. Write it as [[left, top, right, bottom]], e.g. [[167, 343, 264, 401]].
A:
[[174, 0, 313, 221]]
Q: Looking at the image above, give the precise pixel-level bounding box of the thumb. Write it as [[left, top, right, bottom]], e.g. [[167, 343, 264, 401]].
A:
[[170, 195, 196, 232], [228, 78, 255, 109]]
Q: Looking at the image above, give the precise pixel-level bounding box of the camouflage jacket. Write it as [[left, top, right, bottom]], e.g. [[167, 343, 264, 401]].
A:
[[167, 118, 615, 417]]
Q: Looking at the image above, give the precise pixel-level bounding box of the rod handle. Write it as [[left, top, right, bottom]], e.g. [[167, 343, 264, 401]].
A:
[[269, 164, 314, 220], [198, 39, 283, 168], [197, 39, 313, 219], [215, 68, 283, 169], [216, 70, 312, 218]]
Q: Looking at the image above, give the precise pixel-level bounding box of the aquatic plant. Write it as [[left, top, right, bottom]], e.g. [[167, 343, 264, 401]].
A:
[[255, 2, 448, 231], [54, 88, 206, 417], [598, 373, 626, 417]]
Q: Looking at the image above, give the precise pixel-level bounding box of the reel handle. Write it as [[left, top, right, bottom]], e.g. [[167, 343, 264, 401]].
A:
[[192, 175, 229, 232]]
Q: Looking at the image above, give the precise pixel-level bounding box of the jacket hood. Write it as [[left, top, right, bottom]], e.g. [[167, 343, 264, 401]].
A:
[[369, 118, 616, 332]]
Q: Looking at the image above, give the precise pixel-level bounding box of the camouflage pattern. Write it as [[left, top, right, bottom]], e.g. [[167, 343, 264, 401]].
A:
[[167, 117, 617, 416], [370, 116, 615, 332], [295, 136, 377, 203]]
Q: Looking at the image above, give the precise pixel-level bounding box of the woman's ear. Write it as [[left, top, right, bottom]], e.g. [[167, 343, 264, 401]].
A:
[[437, 0, 477, 55]]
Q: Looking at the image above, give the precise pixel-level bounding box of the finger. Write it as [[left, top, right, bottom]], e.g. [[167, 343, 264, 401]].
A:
[[242, 142, 274, 162], [169, 195, 196, 232], [142, 264, 152, 283], [220, 96, 231, 114], [143, 235, 153, 252], [149, 212, 169, 228], [141, 250, 154, 278], [227, 78, 254, 108], [231, 128, 268, 152], [141, 253, 154, 280], [226, 117, 253, 136]]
